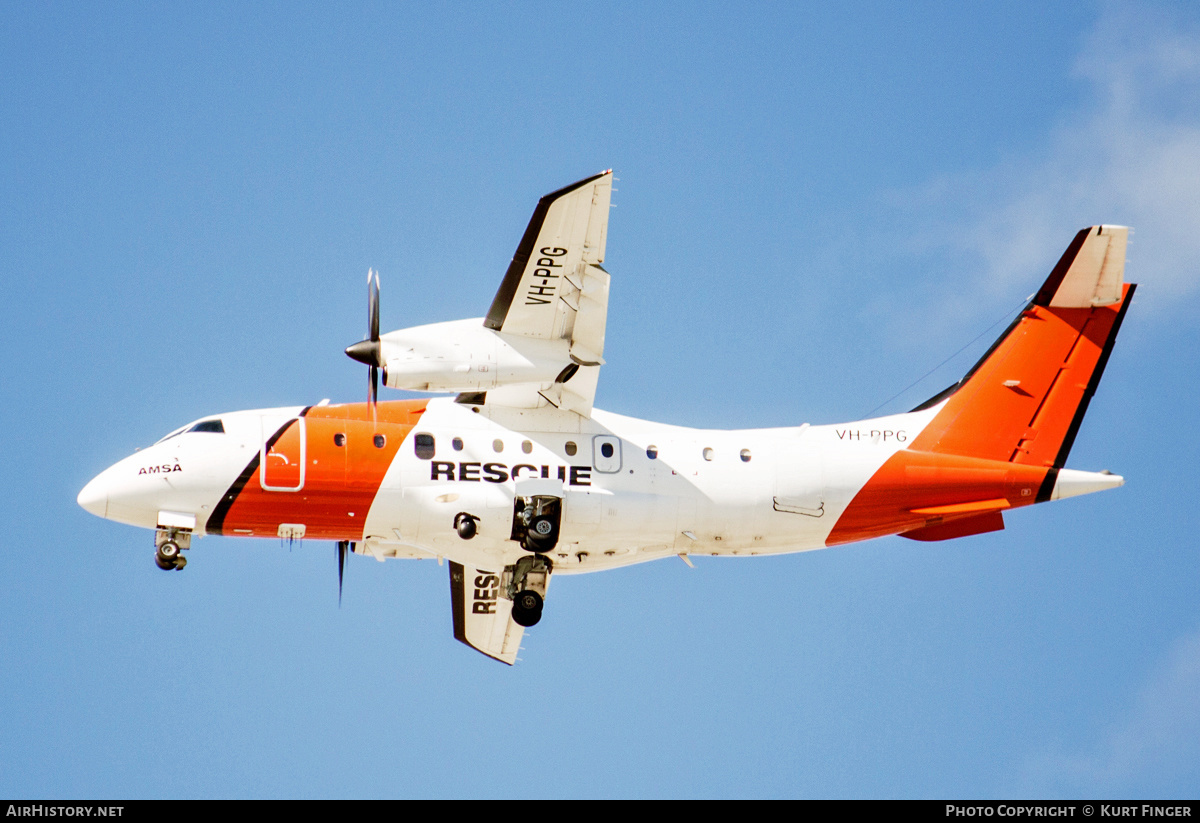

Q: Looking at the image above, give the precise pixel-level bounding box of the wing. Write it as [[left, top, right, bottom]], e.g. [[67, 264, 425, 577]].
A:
[[448, 561, 526, 665], [470, 171, 613, 417], [479, 171, 613, 417]]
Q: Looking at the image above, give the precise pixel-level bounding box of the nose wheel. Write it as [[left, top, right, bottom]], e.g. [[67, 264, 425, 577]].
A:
[[154, 529, 191, 571]]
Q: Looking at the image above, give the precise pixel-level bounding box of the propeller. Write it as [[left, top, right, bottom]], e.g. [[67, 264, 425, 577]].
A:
[[336, 540, 353, 605], [344, 268, 382, 414], [338, 271, 378, 600]]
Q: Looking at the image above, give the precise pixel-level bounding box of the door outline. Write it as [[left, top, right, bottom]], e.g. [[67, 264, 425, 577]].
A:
[[260, 417, 306, 492]]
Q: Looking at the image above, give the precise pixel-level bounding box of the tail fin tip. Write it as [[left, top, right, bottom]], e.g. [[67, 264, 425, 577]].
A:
[[1036, 225, 1128, 310]]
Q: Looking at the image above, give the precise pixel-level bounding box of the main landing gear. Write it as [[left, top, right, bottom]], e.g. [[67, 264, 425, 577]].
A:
[[451, 493, 560, 627], [154, 528, 190, 571], [510, 495, 562, 554], [504, 554, 551, 627]]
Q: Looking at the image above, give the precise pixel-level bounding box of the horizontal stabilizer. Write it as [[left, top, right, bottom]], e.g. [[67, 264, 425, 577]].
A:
[[899, 511, 1005, 542]]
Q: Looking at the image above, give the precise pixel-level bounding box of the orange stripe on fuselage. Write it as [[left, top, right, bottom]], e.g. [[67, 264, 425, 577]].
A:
[[214, 399, 427, 541]]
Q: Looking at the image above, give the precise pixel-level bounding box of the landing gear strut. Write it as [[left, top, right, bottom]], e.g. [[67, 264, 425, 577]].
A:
[[154, 528, 190, 571], [510, 495, 562, 554], [503, 554, 551, 627]]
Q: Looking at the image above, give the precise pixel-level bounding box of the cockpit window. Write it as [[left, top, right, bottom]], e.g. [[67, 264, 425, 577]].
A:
[[154, 418, 225, 444]]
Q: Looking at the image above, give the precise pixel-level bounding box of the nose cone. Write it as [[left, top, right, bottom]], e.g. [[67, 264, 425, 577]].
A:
[[77, 473, 109, 518]]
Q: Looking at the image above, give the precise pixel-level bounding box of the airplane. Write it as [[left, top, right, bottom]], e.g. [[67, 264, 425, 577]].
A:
[[77, 170, 1135, 664]]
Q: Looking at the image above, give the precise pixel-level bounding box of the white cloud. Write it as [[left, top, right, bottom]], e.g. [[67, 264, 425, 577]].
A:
[[911, 5, 1200, 308]]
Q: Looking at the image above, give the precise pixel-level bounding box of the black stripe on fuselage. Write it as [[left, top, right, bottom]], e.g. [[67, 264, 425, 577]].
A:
[[205, 408, 313, 535], [1035, 466, 1060, 504], [484, 171, 610, 331]]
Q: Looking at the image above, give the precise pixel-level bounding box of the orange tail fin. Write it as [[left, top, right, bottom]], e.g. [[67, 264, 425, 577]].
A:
[[827, 226, 1134, 546], [911, 225, 1135, 473]]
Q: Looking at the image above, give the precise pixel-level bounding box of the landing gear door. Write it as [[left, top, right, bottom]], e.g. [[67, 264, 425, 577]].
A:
[[260, 416, 306, 492]]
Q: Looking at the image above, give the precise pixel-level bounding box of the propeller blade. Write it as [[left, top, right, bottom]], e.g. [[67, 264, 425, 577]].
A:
[[336, 540, 349, 605], [344, 268, 385, 417], [368, 268, 380, 343], [369, 269, 380, 419]]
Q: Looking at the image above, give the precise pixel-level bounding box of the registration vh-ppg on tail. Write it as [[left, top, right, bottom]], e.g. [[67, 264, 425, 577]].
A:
[[79, 171, 1134, 663]]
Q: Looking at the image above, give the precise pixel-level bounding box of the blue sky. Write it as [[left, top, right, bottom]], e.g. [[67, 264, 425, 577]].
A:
[[2, 1, 1198, 798]]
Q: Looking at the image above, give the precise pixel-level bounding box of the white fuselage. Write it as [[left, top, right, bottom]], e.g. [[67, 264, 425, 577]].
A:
[[78, 397, 942, 575]]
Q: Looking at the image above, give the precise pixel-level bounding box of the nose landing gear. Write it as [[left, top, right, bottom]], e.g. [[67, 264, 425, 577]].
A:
[[154, 528, 191, 571]]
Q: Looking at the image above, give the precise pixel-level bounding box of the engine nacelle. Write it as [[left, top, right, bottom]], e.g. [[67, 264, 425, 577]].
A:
[[379, 318, 572, 392]]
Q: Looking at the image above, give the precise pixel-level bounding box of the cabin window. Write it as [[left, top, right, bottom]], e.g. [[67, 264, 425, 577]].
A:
[[740, 449, 752, 463], [493, 439, 504, 453], [413, 433, 434, 458], [565, 441, 577, 456], [189, 419, 225, 434], [452, 437, 464, 451], [375, 434, 387, 449], [333, 433, 346, 447], [592, 435, 622, 473], [702, 447, 714, 461], [646, 445, 658, 460], [522, 440, 533, 454]]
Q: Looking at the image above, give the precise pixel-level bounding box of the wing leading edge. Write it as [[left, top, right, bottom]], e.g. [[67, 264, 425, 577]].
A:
[[471, 171, 613, 417]]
